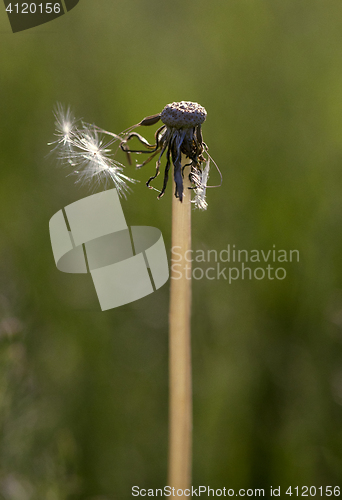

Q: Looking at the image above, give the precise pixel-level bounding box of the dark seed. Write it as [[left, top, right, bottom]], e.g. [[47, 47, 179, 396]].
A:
[[139, 114, 161, 127]]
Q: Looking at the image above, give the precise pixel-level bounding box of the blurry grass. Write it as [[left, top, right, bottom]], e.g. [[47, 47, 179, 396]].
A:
[[1, 0, 342, 497]]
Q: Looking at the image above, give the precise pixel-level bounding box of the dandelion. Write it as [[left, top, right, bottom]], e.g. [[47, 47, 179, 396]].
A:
[[49, 101, 221, 492], [49, 104, 138, 198], [120, 101, 219, 209], [118, 102, 221, 490], [121, 101, 220, 490]]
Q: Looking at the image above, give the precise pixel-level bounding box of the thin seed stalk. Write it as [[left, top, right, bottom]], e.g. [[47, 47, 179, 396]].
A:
[[168, 157, 192, 493]]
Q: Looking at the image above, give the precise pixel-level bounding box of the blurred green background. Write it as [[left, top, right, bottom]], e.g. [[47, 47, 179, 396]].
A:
[[1, 0, 342, 498]]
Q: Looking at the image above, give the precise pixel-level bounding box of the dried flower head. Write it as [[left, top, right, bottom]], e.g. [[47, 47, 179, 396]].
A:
[[120, 101, 219, 209], [160, 101, 207, 129], [49, 104, 138, 198]]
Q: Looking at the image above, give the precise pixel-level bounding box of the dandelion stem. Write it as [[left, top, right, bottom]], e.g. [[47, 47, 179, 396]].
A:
[[168, 156, 192, 493]]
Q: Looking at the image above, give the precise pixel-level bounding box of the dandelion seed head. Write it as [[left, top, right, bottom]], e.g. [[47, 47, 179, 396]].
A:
[[121, 101, 215, 203], [160, 101, 207, 129], [49, 102, 219, 205]]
